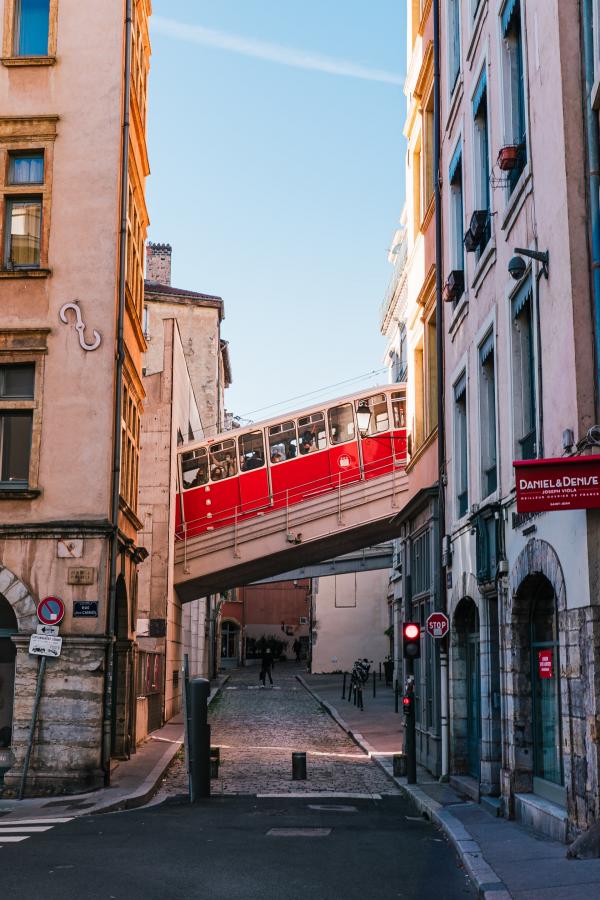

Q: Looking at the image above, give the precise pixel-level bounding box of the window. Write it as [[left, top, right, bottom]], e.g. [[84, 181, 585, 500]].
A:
[[298, 412, 327, 454], [182, 446, 208, 489], [209, 439, 237, 480], [397, 324, 408, 382], [137, 651, 162, 697], [426, 313, 438, 433], [328, 404, 356, 445], [413, 343, 425, 447], [511, 279, 536, 459], [478, 332, 497, 497], [412, 137, 422, 237], [392, 391, 406, 428], [8, 151, 44, 185], [501, 0, 527, 193], [268, 421, 297, 462], [449, 142, 465, 299], [472, 68, 491, 254], [239, 431, 265, 471], [4, 197, 41, 268], [454, 373, 468, 518], [13, 0, 50, 56], [355, 394, 389, 436], [448, 0, 461, 94], [120, 383, 141, 511], [0, 364, 34, 486], [423, 92, 434, 214], [126, 182, 146, 319]]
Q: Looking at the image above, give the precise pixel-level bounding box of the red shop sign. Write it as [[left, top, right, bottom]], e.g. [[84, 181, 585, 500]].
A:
[[538, 649, 554, 679], [514, 455, 600, 513]]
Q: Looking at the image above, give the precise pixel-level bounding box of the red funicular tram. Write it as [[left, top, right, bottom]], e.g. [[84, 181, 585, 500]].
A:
[[176, 385, 407, 539]]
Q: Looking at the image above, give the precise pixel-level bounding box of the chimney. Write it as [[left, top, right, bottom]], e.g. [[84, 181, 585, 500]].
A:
[[146, 242, 172, 286]]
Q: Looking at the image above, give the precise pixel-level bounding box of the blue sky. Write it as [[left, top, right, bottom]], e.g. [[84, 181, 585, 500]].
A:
[[147, 1, 406, 425]]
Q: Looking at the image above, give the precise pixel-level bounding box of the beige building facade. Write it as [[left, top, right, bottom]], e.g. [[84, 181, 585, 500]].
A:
[[0, 0, 151, 793]]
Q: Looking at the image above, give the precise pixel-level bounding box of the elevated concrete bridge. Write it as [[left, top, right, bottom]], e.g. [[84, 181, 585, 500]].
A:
[[174, 468, 407, 600]]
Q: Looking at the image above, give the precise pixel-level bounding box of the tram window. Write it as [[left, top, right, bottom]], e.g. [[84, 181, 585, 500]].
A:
[[392, 391, 406, 428], [328, 404, 356, 445], [269, 421, 298, 463], [298, 412, 326, 454], [356, 393, 389, 435], [209, 439, 237, 481], [181, 447, 208, 489], [239, 431, 265, 471]]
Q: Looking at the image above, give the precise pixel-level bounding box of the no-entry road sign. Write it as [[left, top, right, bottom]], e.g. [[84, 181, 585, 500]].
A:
[[426, 612, 449, 639], [37, 596, 65, 626]]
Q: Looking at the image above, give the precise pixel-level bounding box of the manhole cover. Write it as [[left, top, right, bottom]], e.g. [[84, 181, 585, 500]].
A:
[[267, 828, 331, 837]]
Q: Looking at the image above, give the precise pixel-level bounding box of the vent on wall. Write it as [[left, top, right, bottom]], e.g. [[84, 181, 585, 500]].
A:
[[299, 617, 308, 625]]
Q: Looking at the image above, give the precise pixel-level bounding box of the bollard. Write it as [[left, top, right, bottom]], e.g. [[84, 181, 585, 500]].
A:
[[373, 670, 376, 698], [353, 685, 357, 706], [190, 677, 211, 801], [394, 680, 399, 714], [292, 751, 307, 780], [379, 661, 382, 682], [393, 753, 407, 777], [358, 687, 364, 711], [342, 672, 347, 700]]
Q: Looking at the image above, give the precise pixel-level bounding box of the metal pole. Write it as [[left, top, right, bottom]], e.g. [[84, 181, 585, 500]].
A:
[[379, 661, 382, 681], [19, 656, 47, 800], [405, 667, 417, 784], [342, 671, 346, 700], [440, 646, 449, 780], [373, 670, 376, 698], [394, 679, 399, 714]]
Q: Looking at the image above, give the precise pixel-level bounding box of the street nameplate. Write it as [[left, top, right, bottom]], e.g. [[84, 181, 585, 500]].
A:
[[67, 566, 96, 585], [29, 634, 62, 658], [73, 600, 98, 618], [36, 623, 59, 636]]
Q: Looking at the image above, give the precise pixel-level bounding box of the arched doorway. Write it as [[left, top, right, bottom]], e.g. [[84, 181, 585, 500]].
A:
[[453, 598, 481, 779], [0, 594, 18, 749], [220, 620, 241, 668], [528, 576, 563, 794]]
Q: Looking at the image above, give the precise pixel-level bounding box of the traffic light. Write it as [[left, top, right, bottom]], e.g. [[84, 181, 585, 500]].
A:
[[402, 694, 413, 716], [403, 622, 421, 659]]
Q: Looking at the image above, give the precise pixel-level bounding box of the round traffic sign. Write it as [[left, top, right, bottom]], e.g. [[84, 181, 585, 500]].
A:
[[426, 612, 449, 639], [37, 596, 65, 626]]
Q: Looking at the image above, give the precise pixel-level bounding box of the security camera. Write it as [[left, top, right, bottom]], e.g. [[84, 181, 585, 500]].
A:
[[508, 255, 527, 281]]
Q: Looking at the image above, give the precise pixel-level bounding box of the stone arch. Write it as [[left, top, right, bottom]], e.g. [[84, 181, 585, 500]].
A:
[[0, 564, 37, 633], [509, 538, 566, 613], [449, 571, 481, 621], [506, 539, 567, 802]]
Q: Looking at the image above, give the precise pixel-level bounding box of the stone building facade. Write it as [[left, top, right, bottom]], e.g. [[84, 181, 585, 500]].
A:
[[136, 243, 232, 738], [438, 0, 598, 841], [0, 0, 151, 793]]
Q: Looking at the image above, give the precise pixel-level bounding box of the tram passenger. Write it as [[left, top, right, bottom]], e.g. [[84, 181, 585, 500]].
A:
[[299, 430, 314, 455], [271, 450, 283, 464]]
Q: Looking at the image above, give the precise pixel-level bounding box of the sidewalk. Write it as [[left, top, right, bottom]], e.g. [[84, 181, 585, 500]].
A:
[[301, 672, 600, 900], [0, 675, 227, 822]]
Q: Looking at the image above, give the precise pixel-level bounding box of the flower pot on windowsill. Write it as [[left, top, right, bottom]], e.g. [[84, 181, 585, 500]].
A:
[[443, 269, 465, 303], [497, 144, 522, 171]]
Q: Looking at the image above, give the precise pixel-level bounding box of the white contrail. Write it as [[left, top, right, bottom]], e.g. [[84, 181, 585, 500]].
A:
[[152, 15, 402, 86]]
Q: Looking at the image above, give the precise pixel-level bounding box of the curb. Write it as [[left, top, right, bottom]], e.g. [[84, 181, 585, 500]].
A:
[[297, 675, 508, 900], [2, 675, 229, 821]]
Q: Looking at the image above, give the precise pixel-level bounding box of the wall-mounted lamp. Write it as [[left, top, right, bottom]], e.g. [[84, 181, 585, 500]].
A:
[[509, 246, 549, 281]]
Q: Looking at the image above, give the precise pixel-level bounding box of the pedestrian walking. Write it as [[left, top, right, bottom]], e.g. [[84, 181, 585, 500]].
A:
[[260, 647, 274, 686], [292, 639, 302, 662]]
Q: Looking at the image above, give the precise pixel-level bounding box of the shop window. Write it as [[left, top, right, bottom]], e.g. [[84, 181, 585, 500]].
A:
[[328, 404, 355, 446], [0, 363, 34, 486]]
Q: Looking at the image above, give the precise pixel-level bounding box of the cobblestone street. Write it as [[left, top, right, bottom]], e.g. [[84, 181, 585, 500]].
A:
[[162, 665, 399, 797]]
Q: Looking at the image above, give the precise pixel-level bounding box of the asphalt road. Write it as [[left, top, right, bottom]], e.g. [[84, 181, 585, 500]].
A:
[[2, 794, 474, 900]]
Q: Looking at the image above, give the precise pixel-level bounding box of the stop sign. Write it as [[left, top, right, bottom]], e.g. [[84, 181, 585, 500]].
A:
[[426, 612, 449, 639]]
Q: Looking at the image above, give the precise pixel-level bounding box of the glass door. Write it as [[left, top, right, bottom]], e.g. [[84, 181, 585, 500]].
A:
[[530, 587, 563, 797], [466, 631, 481, 779]]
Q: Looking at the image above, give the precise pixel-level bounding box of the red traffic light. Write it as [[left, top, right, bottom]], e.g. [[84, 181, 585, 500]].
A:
[[402, 622, 421, 659], [402, 696, 411, 706]]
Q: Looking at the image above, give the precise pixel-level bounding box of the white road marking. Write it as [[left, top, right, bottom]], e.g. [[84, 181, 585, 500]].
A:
[[0, 836, 29, 842], [0, 817, 73, 824], [257, 792, 382, 799], [267, 827, 331, 837], [0, 826, 54, 833]]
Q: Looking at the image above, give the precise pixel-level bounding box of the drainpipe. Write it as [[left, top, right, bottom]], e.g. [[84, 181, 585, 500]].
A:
[[102, 0, 132, 785], [582, 0, 600, 410], [433, 0, 449, 781]]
